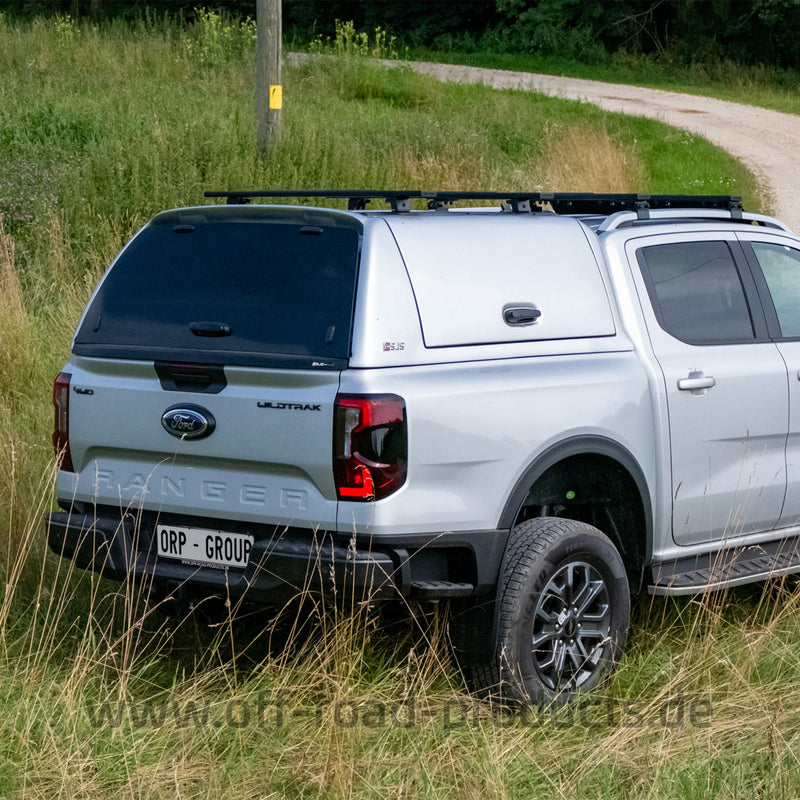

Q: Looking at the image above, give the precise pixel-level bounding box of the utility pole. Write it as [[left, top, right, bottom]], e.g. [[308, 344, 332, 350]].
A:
[[256, 0, 282, 154]]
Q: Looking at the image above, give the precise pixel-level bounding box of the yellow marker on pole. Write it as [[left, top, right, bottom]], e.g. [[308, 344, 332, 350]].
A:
[[269, 85, 283, 110]]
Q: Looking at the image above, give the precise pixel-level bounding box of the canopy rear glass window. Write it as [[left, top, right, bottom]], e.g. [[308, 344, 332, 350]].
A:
[[73, 209, 362, 369]]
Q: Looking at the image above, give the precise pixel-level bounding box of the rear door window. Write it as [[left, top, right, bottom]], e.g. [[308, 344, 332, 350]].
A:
[[636, 241, 755, 344]]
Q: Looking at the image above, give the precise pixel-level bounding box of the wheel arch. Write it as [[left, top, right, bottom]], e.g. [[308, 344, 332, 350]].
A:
[[499, 435, 653, 588]]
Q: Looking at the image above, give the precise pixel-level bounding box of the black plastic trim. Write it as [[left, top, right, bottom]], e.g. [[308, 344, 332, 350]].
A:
[[498, 435, 653, 564], [46, 512, 397, 602], [345, 528, 510, 595], [72, 344, 347, 371], [154, 361, 228, 393], [650, 535, 800, 594], [46, 509, 509, 601]]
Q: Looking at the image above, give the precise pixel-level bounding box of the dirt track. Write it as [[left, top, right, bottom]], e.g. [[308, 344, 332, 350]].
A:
[[405, 61, 800, 231]]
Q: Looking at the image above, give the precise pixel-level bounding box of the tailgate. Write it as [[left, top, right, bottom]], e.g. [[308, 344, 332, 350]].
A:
[[61, 357, 341, 529]]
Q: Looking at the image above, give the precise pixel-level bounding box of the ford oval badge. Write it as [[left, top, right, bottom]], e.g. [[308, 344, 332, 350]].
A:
[[161, 405, 216, 440]]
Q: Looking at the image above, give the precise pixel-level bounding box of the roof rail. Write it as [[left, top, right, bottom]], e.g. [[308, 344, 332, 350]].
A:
[[597, 207, 790, 233], [203, 190, 748, 217]]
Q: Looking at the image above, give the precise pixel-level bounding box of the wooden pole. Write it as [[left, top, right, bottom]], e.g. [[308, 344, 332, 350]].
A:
[[256, 0, 282, 154]]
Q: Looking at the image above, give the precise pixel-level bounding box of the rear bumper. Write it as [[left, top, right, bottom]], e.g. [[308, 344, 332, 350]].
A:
[[45, 511, 508, 603]]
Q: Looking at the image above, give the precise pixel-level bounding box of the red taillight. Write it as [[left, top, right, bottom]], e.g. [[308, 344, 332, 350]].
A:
[[333, 394, 407, 501], [52, 371, 74, 472]]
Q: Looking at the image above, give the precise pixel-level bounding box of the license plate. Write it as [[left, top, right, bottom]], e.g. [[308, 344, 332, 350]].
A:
[[156, 524, 254, 570]]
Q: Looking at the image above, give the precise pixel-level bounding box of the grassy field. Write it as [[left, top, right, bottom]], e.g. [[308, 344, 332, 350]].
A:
[[0, 12, 795, 798]]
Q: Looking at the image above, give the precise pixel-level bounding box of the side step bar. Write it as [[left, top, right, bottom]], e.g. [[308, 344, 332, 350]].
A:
[[649, 538, 800, 596]]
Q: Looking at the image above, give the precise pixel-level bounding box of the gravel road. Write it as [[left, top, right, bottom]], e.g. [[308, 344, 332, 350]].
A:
[[405, 61, 800, 231]]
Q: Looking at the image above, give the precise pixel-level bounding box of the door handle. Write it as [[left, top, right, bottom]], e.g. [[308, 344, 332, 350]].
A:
[[189, 320, 232, 337], [677, 371, 716, 395], [503, 304, 541, 326]]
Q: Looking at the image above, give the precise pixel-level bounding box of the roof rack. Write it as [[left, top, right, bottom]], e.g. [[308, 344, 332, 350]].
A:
[[203, 190, 746, 219]]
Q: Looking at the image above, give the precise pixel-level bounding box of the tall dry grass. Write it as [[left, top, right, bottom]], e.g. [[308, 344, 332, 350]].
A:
[[541, 124, 646, 192], [4, 549, 800, 797]]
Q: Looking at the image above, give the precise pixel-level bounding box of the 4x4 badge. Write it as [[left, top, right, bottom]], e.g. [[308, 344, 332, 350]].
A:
[[161, 405, 216, 440]]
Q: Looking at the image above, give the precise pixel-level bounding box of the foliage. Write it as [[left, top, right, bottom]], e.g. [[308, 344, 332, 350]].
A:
[[53, 10, 77, 38], [284, 0, 501, 49], [2, 0, 800, 69], [184, 7, 256, 67], [308, 19, 404, 60], [289, 0, 800, 71], [475, 0, 800, 69], [492, 0, 615, 62]]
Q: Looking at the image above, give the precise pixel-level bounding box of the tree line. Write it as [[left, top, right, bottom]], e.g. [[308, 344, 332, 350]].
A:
[[2, 0, 798, 70]]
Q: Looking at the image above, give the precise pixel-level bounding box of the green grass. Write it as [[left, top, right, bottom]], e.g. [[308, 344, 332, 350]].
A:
[[0, 11, 791, 798], [411, 47, 800, 117]]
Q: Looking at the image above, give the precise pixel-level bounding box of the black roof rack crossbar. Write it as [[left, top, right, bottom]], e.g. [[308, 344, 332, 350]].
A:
[[203, 190, 744, 217]]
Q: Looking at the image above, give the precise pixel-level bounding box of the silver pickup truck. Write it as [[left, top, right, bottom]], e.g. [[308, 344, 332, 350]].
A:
[[46, 190, 800, 705]]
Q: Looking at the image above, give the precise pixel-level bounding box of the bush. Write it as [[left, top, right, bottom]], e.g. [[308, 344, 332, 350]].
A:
[[184, 7, 256, 68]]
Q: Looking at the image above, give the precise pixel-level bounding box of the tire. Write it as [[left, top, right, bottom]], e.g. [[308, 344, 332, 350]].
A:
[[474, 517, 630, 707]]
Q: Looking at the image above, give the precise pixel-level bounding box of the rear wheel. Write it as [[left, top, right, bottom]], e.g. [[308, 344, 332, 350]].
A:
[[474, 517, 630, 706]]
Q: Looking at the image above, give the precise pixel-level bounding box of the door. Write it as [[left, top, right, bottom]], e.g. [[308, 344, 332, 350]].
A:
[[740, 233, 800, 529], [630, 233, 788, 545]]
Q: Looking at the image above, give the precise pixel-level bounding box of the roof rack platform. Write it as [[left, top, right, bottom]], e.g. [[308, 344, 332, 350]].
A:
[[204, 190, 745, 218]]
